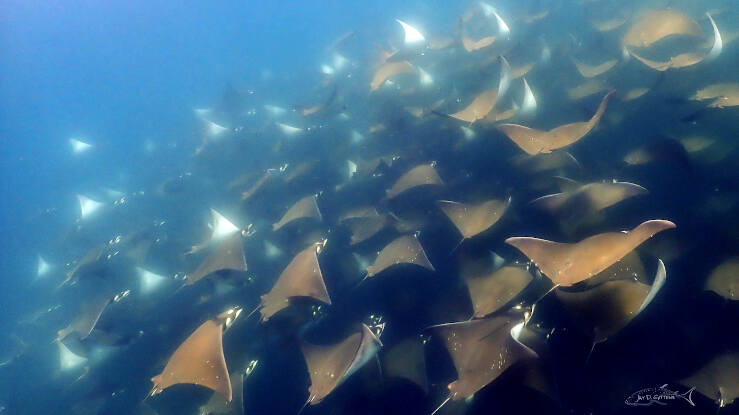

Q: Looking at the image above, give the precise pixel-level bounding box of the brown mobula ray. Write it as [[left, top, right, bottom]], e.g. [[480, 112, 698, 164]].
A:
[[461, 36, 495, 52], [511, 62, 535, 79], [184, 233, 247, 286], [530, 179, 648, 219], [437, 197, 511, 250], [199, 370, 244, 415], [567, 79, 610, 101], [625, 12, 721, 71], [365, 234, 435, 278], [385, 163, 444, 199], [555, 259, 667, 359], [506, 219, 675, 286], [704, 257, 738, 300], [56, 290, 113, 342], [448, 89, 498, 124], [622, 10, 703, 48], [370, 61, 415, 91], [680, 351, 739, 408], [301, 324, 383, 406], [591, 16, 627, 32], [150, 307, 242, 402], [571, 58, 618, 78], [628, 50, 707, 71], [497, 90, 614, 155], [691, 83, 739, 109], [339, 207, 390, 246], [428, 312, 537, 410], [258, 242, 331, 322], [382, 337, 428, 393], [272, 194, 322, 231], [510, 151, 580, 174], [460, 253, 534, 318]]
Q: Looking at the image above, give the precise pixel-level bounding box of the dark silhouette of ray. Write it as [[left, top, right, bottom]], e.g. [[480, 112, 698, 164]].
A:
[[530, 180, 648, 220], [704, 257, 738, 300], [61, 244, 106, 287], [461, 36, 496, 52], [199, 370, 244, 415], [57, 290, 113, 342], [382, 337, 428, 393], [184, 233, 247, 286], [555, 259, 667, 360], [340, 207, 390, 246], [259, 243, 331, 322], [301, 324, 382, 406], [272, 195, 322, 231], [571, 58, 617, 78], [506, 220, 675, 286], [680, 351, 739, 408], [371, 61, 414, 91], [385, 163, 444, 199], [298, 84, 338, 116], [150, 307, 242, 402]]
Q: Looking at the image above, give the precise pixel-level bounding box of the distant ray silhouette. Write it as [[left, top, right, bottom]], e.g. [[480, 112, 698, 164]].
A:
[[511, 62, 534, 79], [382, 337, 428, 392], [385, 163, 444, 199], [57, 290, 113, 342], [199, 370, 244, 415], [555, 259, 667, 349], [340, 208, 390, 245], [680, 351, 739, 408], [461, 36, 496, 52], [704, 257, 738, 300], [301, 324, 382, 405], [371, 61, 414, 91], [571, 58, 617, 78], [591, 16, 626, 32], [62, 244, 106, 287], [272, 195, 322, 231], [690, 83, 739, 109], [506, 219, 675, 286], [184, 233, 246, 286], [150, 307, 242, 402], [530, 180, 648, 219]]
